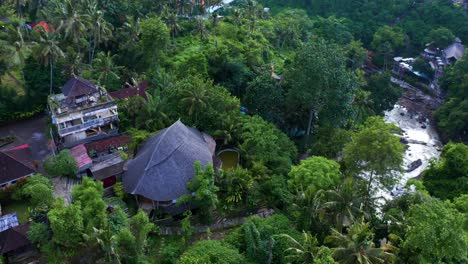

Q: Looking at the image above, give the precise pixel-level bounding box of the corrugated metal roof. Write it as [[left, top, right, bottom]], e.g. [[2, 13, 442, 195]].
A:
[[71, 144, 92, 171], [0, 213, 19, 232]]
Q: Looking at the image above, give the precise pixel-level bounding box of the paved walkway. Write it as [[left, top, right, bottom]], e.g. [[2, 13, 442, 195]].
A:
[[52, 177, 81, 204]]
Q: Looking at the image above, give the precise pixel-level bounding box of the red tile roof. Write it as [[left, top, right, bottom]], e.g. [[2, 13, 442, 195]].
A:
[[109, 81, 149, 100], [70, 144, 92, 170], [0, 145, 36, 185], [29, 21, 51, 32], [85, 135, 131, 153]]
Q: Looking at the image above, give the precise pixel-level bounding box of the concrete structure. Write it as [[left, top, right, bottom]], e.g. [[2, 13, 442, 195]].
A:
[[49, 76, 119, 148]]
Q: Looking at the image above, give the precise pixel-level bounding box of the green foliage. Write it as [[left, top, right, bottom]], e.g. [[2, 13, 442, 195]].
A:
[[243, 72, 285, 127], [422, 143, 468, 200], [225, 214, 300, 264], [239, 115, 297, 175], [403, 198, 468, 263], [218, 167, 254, 210], [178, 240, 248, 264], [426, 27, 455, 48], [27, 222, 50, 248], [47, 199, 84, 256], [371, 26, 405, 68], [43, 149, 78, 178], [344, 116, 404, 191], [313, 16, 352, 45], [139, 16, 170, 67], [280, 232, 337, 264], [453, 194, 468, 214], [364, 72, 402, 114], [128, 210, 155, 255], [164, 76, 240, 134], [310, 127, 351, 159], [325, 220, 395, 264], [13, 174, 54, 207], [115, 228, 139, 263], [288, 156, 341, 195], [72, 177, 107, 232], [178, 162, 218, 224], [435, 56, 468, 142], [284, 39, 358, 134], [113, 181, 126, 200], [181, 211, 193, 243]]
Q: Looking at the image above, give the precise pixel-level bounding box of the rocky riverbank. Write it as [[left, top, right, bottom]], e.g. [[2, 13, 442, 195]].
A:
[[384, 77, 444, 197]]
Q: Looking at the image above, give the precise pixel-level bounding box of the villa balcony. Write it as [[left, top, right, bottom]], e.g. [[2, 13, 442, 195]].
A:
[[58, 116, 119, 136]]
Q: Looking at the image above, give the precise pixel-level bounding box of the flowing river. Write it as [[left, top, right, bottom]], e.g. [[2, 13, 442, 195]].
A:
[[381, 102, 443, 199]]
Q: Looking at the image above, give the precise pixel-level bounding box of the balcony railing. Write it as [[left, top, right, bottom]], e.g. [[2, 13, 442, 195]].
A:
[[58, 115, 119, 135]]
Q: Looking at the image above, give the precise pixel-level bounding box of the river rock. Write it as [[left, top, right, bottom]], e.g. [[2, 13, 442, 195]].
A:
[[407, 159, 422, 172], [421, 125, 427, 129], [400, 138, 409, 144]]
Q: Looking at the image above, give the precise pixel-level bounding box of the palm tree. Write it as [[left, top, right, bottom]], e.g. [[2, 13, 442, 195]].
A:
[[325, 221, 396, 264], [163, 9, 181, 40], [320, 177, 366, 233], [92, 51, 122, 88], [63, 52, 89, 77], [84, 227, 121, 263], [180, 85, 209, 124], [193, 17, 209, 42], [53, 0, 91, 53], [232, 8, 243, 28], [352, 90, 375, 125], [35, 30, 65, 94], [86, 0, 113, 63], [1, 25, 32, 84], [213, 115, 240, 145], [245, 0, 259, 33], [143, 89, 169, 131], [279, 232, 326, 264]]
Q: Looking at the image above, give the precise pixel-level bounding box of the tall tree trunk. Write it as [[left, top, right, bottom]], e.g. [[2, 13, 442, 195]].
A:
[[365, 171, 374, 213], [49, 62, 53, 94], [6, 71, 22, 87], [305, 104, 315, 148], [90, 35, 97, 64]]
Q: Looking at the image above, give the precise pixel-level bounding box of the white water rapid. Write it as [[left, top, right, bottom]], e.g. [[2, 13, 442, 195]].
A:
[[382, 104, 443, 199]]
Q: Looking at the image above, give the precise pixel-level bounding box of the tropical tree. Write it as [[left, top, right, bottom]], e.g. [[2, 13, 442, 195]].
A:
[[143, 89, 169, 131], [422, 143, 468, 200], [402, 198, 468, 263], [193, 17, 209, 42], [55, 0, 91, 53], [179, 83, 209, 124], [218, 167, 254, 209], [352, 89, 375, 125], [285, 39, 358, 144], [34, 30, 65, 94], [280, 232, 337, 264], [163, 9, 181, 40], [178, 162, 219, 224], [43, 149, 78, 177], [92, 51, 122, 87], [86, 0, 113, 63], [0, 25, 31, 83], [288, 156, 342, 195], [319, 177, 366, 233], [325, 221, 396, 264], [343, 116, 404, 212]]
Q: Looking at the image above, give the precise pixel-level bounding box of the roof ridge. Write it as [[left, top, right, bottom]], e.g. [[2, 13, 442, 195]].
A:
[[132, 121, 186, 193]]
